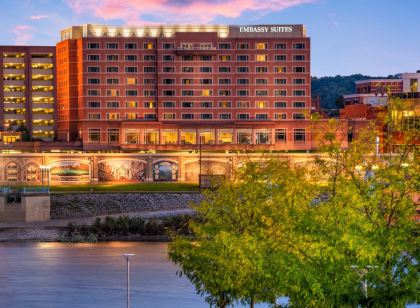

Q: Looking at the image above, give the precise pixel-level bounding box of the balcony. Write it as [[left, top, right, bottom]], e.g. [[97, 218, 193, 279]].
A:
[[4, 91, 25, 98], [32, 80, 53, 87], [32, 125, 54, 131], [175, 47, 217, 56], [32, 102, 53, 109], [3, 80, 25, 87], [3, 69, 25, 75], [4, 114, 25, 120], [32, 91, 53, 98], [31, 58, 53, 64], [3, 57, 24, 64], [32, 113, 54, 121], [31, 69, 53, 75], [4, 103, 25, 109]]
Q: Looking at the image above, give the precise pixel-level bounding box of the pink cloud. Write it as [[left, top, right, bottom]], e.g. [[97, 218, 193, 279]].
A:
[[67, 0, 316, 24], [30, 15, 49, 20], [12, 25, 34, 45]]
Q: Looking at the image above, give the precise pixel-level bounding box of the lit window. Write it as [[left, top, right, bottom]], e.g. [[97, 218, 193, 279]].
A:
[[125, 113, 137, 119], [202, 89, 212, 96], [256, 55, 267, 62], [126, 78, 137, 85], [126, 101, 138, 108], [256, 101, 267, 108], [256, 43, 267, 49]]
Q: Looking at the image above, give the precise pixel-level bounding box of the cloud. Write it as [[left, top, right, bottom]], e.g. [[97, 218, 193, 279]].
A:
[[66, 0, 315, 24], [30, 15, 49, 20], [12, 25, 34, 45]]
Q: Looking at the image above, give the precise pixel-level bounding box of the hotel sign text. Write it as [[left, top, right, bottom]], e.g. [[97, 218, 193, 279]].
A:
[[239, 26, 293, 33]]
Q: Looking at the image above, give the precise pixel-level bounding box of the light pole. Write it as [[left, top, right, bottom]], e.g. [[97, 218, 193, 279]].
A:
[[350, 265, 377, 299], [122, 253, 135, 308], [88, 157, 93, 192]]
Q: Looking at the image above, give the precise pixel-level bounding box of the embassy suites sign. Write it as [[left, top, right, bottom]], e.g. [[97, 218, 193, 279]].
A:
[[230, 25, 305, 38]]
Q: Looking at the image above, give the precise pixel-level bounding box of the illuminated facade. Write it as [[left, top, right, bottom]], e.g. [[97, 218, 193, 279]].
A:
[[56, 24, 322, 151], [0, 46, 55, 141]]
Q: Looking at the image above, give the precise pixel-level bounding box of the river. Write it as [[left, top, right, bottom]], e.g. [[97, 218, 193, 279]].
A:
[[0, 242, 271, 308]]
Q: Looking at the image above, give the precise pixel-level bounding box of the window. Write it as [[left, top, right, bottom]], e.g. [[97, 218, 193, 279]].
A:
[[182, 114, 194, 119], [88, 113, 100, 119], [126, 66, 138, 73], [237, 55, 249, 61], [163, 113, 176, 120], [237, 113, 249, 120], [275, 102, 287, 108], [182, 79, 193, 85], [88, 101, 100, 108], [256, 67, 268, 73], [256, 54, 267, 61], [162, 43, 174, 49], [126, 101, 138, 108], [182, 102, 193, 108], [163, 101, 175, 108], [256, 101, 267, 108], [144, 114, 157, 120], [107, 66, 118, 73], [275, 113, 287, 120], [219, 113, 231, 119], [200, 79, 213, 85], [182, 67, 193, 73], [162, 55, 174, 61], [293, 114, 305, 120], [106, 78, 119, 85], [218, 101, 231, 108], [219, 78, 231, 84], [219, 43, 231, 49], [144, 101, 156, 108], [256, 90, 268, 96], [275, 66, 287, 73], [163, 90, 176, 96], [181, 43, 193, 49], [275, 129, 286, 142], [293, 78, 305, 85], [106, 89, 119, 97], [106, 43, 118, 49], [107, 113, 120, 120], [144, 79, 156, 85], [275, 78, 287, 85], [293, 129, 306, 142], [275, 43, 287, 49], [201, 101, 212, 108], [274, 90, 287, 96], [144, 55, 156, 61], [293, 55, 306, 61], [126, 90, 138, 96], [144, 43, 155, 49], [182, 90, 194, 96], [200, 67, 212, 73], [256, 78, 268, 85], [163, 67, 175, 73], [126, 78, 137, 85], [237, 43, 249, 49], [237, 130, 251, 144], [219, 67, 231, 73], [162, 79, 175, 85], [201, 89, 212, 96], [293, 67, 306, 73], [144, 129, 158, 144], [88, 129, 100, 142], [87, 43, 100, 49], [293, 43, 306, 49], [143, 66, 156, 73], [182, 55, 194, 61], [200, 55, 212, 61], [293, 101, 306, 108], [88, 89, 100, 96], [219, 90, 232, 96], [256, 130, 270, 143], [88, 78, 100, 84], [256, 114, 268, 120], [87, 66, 100, 72], [200, 114, 212, 119], [144, 90, 157, 96], [108, 129, 119, 142], [107, 101, 119, 108], [107, 55, 118, 61], [275, 55, 287, 61], [87, 55, 100, 61], [237, 67, 249, 73], [126, 113, 137, 119], [125, 43, 137, 49], [237, 101, 249, 108], [125, 55, 137, 61], [293, 90, 306, 96], [219, 55, 231, 61], [237, 78, 249, 84]]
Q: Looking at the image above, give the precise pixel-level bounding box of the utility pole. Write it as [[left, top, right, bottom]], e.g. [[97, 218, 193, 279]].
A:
[[350, 265, 377, 299], [122, 254, 135, 308]]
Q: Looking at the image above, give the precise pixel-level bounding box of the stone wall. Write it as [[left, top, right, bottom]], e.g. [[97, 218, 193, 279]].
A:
[[51, 192, 203, 219]]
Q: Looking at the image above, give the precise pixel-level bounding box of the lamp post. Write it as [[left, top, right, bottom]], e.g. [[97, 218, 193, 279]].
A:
[[88, 157, 93, 192], [350, 265, 377, 299], [122, 254, 135, 308]]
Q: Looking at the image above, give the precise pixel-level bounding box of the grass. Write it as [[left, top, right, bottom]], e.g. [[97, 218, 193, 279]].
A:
[[9, 182, 199, 192]]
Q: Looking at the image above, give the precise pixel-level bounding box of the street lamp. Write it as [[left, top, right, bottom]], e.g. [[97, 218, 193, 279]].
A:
[[88, 157, 94, 192], [122, 253, 135, 308], [350, 265, 377, 299]]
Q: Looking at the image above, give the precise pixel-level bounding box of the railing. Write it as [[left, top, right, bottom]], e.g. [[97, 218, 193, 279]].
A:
[[22, 187, 50, 194], [177, 47, 217, 50]]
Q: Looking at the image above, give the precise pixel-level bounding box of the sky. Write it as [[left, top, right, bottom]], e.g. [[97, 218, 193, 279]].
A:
[[0, 0, 419, 77]]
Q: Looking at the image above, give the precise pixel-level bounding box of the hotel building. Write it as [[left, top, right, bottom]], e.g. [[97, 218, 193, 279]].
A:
[[0, 46, 55, 141], [56, 24, 319, 151]]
